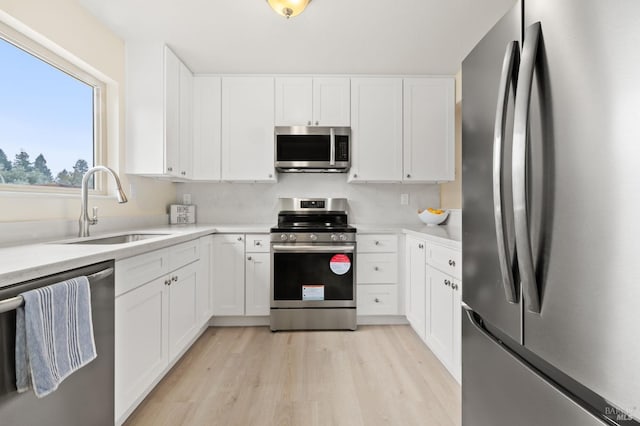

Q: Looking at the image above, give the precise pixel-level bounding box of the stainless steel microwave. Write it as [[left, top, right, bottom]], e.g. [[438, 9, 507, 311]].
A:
[[274, 126, 350, 173]]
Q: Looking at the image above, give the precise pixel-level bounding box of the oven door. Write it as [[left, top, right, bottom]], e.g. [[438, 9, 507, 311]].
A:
[[271, 243, 356, 308]]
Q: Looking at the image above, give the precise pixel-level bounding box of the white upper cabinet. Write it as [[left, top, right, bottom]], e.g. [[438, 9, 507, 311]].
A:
[[221, 77, 276, 182], [275, 77, 350, 126], [403, 77, 455, 182], [349, 78, 403, 182], [126, 43, 193, 179], [192, 76, 222, 181]]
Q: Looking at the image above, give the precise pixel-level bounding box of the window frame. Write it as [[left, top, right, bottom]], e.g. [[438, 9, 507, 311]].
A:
[[0, 21, 107, 195]]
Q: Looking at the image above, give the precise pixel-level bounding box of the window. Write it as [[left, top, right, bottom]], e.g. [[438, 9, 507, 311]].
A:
[[0, 26, 104, 191]]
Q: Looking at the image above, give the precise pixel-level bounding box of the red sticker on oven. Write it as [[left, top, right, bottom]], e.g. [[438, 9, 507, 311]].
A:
[[329, 254, 351, 275]]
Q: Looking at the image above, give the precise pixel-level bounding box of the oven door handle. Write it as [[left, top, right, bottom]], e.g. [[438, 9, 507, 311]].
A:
[[272, 244, 355, 253]]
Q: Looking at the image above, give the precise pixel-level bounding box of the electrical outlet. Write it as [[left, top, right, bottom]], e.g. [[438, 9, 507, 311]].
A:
[[183, 193, 192, 205], [400, 194, 409, 205]]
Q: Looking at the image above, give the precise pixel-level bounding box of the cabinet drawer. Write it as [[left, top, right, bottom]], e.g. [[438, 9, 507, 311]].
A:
[[357, 234, 398, 253], [168, 239, 200, 272], [357, 285, 398, 315], [115, 249, 169, 296], [245, 234, 270, 253], [357, 253, 398, 284], [428, 243, 461, 280]]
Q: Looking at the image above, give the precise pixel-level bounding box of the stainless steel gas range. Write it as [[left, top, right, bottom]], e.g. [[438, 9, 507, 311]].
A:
[[270, 198, 357, 331]]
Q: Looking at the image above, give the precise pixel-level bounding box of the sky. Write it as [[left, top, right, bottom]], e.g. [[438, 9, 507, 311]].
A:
[[0, 38, 94, 177]]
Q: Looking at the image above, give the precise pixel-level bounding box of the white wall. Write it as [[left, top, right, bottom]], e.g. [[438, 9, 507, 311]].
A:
[[0, 0, 175, 223], [177, 175, 440, 225]]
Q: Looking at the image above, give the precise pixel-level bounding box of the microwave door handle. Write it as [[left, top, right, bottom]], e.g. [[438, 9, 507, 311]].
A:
[[330, 128, 336, 166]]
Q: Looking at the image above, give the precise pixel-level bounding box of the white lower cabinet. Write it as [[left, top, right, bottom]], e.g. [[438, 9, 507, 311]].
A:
[[115, 276, 168, 423], [212, 233, 270, 317], [405, 235, 428, 338], [356, 234, 399, 316], [404, 235, 462, 383], [115, 238, 209, 423]]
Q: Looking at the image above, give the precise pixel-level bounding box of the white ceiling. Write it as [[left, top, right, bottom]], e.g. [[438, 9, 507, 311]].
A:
[[79, 0, 516, 75]]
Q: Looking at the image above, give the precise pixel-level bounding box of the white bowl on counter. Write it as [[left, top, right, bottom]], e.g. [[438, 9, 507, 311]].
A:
[[418, 209, 449, 226]]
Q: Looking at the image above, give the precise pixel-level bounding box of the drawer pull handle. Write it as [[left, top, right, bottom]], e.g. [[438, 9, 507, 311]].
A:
[[256, 241, 261, 246], [374, 266, 379, 271], [374, 298, 380, 303], [375, 241, 380, 245], [237, 237, 243, 241], [247, 256, 252, 261]]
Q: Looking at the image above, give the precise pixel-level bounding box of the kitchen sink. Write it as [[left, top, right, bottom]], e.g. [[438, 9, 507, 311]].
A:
[[63, 233, 170, 245]]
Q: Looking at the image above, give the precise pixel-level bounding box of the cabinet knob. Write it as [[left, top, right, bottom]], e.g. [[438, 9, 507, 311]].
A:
[[444, 279, 450, 286], [167, 167, 173, 172], [452, 283, 459, 291], [164, 279, 171, 286], [255, 241, 261, 246], [418, 243, 424, 249], [406, 174, 411, 178], [237, 237, 243, 241], [374, 266, 379, 271], [172, 275, 178, 282], [449, 259, 456, 266], [374, 298, 380, 303], [374, 241, 380, 245], [307, 120, 311, 125], [247, 256, 252, 261], [315, 121, 319, 126], [268, 174, 273, 178], [353, 174, 358, 179]]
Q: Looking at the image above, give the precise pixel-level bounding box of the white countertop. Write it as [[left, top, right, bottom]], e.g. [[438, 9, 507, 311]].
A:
[[0, 222, 460, 288]]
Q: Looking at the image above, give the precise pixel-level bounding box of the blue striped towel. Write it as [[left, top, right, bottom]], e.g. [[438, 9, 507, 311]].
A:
[[15, 276, 97, 398]]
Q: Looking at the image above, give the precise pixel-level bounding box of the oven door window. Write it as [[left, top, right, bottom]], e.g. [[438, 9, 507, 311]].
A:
[[273, 252, 354, 301], [276, 135, 330, 162]]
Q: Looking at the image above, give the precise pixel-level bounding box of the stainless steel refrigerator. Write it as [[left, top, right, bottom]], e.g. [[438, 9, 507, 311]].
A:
[[461, 1, 640, 424]]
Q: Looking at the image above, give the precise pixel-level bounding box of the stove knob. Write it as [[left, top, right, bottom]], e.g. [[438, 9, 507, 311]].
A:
[[289, 234, 297, 242], [331, 234, 339, 241], [280, 234, 288, 241], [309, 234, 318, 241], [339, 234, 347, 241]]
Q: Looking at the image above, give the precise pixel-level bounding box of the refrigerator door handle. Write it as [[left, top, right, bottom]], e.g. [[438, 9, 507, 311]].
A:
[[513, 22, 542, 314], [493, 40, 520, 304]]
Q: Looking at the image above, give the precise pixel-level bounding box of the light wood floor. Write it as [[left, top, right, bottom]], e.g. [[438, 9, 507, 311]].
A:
[[125, 325, 461, 426]]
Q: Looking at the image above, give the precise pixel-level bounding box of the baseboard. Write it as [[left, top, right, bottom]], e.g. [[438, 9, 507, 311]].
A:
[[208, 315, 409, 327]]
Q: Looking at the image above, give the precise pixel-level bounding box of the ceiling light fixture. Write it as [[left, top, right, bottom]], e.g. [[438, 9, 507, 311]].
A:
[[266, 0, 311, 19]]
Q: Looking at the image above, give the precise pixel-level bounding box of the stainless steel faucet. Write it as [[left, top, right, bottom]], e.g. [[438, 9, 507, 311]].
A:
[[79, 166, 128, 237]]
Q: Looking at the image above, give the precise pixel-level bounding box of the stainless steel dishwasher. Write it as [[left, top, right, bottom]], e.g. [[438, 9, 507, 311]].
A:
[[0, 260, 114, 425]]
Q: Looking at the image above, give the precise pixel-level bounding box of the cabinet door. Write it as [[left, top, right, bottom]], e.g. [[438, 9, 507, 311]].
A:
[[164, 46, 181, 177], [221, 77, 276, 182], [115, 277, 169, 420], [405, 236, 427, 340], [403, 77, 455, 182], [211, 234, 246, 315], [168, 261, 199, 361], [193, 76, 222, 181], [275, 77, 313, 125], [427, 265, 454, 367], [197, 236, 213, 326], [312, 77, 350, 126], [245, 252, 270, 316], [349, 78, 402, 182], [178, 61, 193, 179]]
